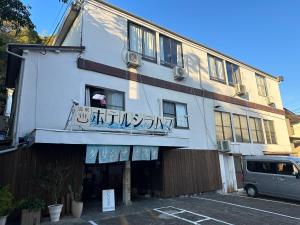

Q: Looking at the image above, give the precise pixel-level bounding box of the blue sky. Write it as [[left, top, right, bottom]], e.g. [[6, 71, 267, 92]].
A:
[[22, 0, 300, 112]]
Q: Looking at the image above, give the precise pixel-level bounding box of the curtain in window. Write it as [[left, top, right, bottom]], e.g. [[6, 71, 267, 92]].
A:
[[215, 58, 224, 81], [160, 36, 171, 64], [256, 75, 267, 96], [176, 42, 183, 67], [85, 87, 90, 107], [263, 120, 276, 144], [106, 92, 123, 110], [129, 24, 142, 54], [143, 30, 155, 58], [208, 55, 217, 79], [175, 104, 188, 127]]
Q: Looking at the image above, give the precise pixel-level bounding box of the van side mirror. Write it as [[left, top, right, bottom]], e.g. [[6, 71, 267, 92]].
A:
[[296, 173, 300, 179]]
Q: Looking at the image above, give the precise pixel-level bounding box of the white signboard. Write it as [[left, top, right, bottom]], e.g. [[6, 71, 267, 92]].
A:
[[70, 106, 174, 134], [102, 189, 115, 212]]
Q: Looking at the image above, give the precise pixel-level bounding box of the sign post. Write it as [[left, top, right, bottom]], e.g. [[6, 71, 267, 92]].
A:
[[102, 189, 115, 212]]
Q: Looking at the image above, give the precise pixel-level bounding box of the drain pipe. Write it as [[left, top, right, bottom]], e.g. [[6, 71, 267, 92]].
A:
[[0, 47, 27, 154]]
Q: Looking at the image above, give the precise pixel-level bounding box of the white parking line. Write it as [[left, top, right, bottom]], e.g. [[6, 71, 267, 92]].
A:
[[154, 206, 234, 225], [88, 221, 98, 225], [222, 193, 300, 207], [192, 196, 300, 221]]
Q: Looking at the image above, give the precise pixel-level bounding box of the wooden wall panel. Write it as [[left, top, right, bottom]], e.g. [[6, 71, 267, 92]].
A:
[[162, 149, 222, 197], [0, 144, 85, 204]]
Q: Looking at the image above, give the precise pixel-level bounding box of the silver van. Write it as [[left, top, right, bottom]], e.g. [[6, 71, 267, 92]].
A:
[[243, 155, 300, 200]]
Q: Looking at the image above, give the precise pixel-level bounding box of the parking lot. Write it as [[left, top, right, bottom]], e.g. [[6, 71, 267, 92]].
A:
[[42, 192, 300, 225]]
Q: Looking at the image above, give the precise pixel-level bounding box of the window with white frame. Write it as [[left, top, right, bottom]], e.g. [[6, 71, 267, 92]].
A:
[[226, 61, 241, 86], [128, 22, 156, 61], [159, 35, 183, 67], [249, 117, 265, 144], [263, 120, 277, 144], [163, 101, 188, 128], [208, 54, 226, 83], [215, 111, 233, 141], [85, 86, 125, 111], [233, 114, 250, 143], [256, 74, 268, 97]]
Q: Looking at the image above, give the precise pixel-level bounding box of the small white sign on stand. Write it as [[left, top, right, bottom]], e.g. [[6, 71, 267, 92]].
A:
[[102, 189, 115, 212]]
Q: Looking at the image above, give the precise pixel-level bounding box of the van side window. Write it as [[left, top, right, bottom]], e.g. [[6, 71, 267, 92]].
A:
[[247, 161, 276, 174], [277, 162, 298, 176]]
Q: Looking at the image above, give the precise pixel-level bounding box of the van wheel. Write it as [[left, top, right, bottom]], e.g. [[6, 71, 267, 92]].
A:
[[245, 185, 258, 197]]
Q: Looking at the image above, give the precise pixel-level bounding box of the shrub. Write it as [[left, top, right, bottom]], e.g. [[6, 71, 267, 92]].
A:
[[18, 198, 45, 212], [0, 185, 14, 216]]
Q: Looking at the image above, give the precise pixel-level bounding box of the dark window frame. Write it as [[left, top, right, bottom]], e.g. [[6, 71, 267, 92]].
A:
[[159, 34, 184, 68], [255, 74, 268, 97], [233, 114, 250, 143], [85, 85, 125, 111], [128, 22, 157, 63], [208, 54, 226, 84], [226, 61, 241, 86], [163, 100, 189, 129], [215, 111, 234, 141], [263, 119, 277, 144], [249, 117, 265, 144]]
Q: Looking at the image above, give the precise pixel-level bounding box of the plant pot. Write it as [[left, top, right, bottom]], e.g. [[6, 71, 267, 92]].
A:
[[71, 201, 83, 218], [0, 215, 8, 225], [21, 209, 41, 225], [48, 204, 63, 222]]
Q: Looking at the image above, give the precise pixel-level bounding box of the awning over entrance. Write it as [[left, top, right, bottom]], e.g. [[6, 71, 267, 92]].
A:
[[85, 145, 159, 164]]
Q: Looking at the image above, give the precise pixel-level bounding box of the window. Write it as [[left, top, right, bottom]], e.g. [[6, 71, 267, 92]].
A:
[[159, 35, 183, 67], [263, 120, 277, 144], [256, 74, 268, 97], [85, 86, 125, 111], [215, 111, 233, 141], [277, 162, 298, 176], [163, 101, 188, 128], [247, 161, 277, 174], [128, 22, 156, 61], [208, 54, 225, 83], [249, 117, 265, 144], [233, 114, 250, 143], [226, 61, 241, 86]]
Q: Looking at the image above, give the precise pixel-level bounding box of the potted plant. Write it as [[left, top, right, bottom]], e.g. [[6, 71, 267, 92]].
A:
[[38, 161, 70, 222], [18, 198, 45, 225], [68, 185, 83, 218], [0, 186, 14, 225]]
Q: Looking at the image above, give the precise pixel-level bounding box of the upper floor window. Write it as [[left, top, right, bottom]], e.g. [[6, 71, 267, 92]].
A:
[[226, 61, 241, 86], [256, 74, 268, 97], [85, 86, 125, 111], [128, 22, 156, 61], [208, 54, 225, 83], [233, 114, 250, 143], [249, 117, 265, 144], [159, 35, 183, 67], [215, 111, 233, 141], [163, 101, 188, 128], [263, 119, 277, 144]]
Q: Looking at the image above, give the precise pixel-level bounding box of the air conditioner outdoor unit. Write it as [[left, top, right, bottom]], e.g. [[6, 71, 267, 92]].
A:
[[234, 83, 246, 96], [217, 140, 231, 152], [173, 66, 186, 81], [267, 96, 276, 107], [126, 51, 141, 68]]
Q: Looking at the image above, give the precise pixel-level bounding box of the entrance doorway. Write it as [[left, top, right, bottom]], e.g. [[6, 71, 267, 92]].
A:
[[234, 155, 243, 189], [82, 162, 124, 203]]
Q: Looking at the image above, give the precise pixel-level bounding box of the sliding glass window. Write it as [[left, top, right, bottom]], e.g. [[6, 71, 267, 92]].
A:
[[129, 22, 156, 61]]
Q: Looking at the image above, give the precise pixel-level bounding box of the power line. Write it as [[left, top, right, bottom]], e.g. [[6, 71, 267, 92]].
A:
[[45, 0, 72, 46]]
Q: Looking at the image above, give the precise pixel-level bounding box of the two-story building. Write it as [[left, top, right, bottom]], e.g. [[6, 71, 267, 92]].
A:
[[1, 0, 291, 206]]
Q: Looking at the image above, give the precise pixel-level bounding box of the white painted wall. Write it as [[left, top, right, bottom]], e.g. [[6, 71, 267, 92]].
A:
[[17, 50, 291, 154]]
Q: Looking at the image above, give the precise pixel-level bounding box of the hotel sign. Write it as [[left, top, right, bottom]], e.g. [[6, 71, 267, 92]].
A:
[[70, 106, 174, 134]]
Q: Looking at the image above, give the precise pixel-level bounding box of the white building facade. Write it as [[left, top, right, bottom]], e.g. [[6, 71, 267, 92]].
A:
[[5, 0, 291, 198]]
